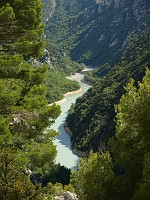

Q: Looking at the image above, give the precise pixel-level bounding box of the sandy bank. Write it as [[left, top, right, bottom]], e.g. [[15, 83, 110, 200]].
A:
[[48, 67, 93, 106], [82, 66, 94, 72], [47, 98, 66, 106], [63, 88, 82, 97], [48, 88, 83, 106]]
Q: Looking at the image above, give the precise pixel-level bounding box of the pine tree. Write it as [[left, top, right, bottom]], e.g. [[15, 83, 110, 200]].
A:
[[0, 148, 44, 200], [0, 1, 61, 197], [71, 68, 150, 199], [71, 151, 114, 200], [110, 68, 150, 198]]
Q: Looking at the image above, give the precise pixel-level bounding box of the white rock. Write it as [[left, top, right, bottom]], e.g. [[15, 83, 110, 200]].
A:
[[63, 191, 78, 200], [54, 191, 78, 200]]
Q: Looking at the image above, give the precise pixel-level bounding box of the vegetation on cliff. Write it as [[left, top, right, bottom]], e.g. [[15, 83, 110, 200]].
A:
[[71, 68, 150, 199], [45, 0, 150, 66], [66, 30, 150, 151], [46, 70, 80, 103]]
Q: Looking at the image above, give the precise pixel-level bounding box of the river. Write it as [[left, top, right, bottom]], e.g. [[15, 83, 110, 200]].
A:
[[50, 70, 92, 169]]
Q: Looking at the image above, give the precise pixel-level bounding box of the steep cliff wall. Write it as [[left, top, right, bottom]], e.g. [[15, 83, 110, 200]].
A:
[[45, 0, 150, 66]]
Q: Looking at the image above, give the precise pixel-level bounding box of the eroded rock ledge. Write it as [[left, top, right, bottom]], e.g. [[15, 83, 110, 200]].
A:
[[64, 122, 86, 157], [54, 191, 78, 200]]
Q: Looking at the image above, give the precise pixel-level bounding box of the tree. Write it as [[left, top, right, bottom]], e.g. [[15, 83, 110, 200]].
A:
[[132, 152, 150, 200], [0, 1, 61, 198], [0, 148, 44, 200], [71, 68, 150, 200], [71, 151, 114, 200], [27, 134, 58, 176], [0, 0, 45, 58], [110, 68, 150, 198]]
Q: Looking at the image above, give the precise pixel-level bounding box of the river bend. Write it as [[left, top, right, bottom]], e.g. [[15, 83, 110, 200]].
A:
[[50, 71, 92, 169]]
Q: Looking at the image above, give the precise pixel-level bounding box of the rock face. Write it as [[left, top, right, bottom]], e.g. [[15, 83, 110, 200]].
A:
[[45, 0, 150, 67], [54, 191, 78, 200]]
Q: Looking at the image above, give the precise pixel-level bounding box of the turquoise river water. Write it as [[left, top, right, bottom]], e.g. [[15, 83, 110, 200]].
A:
[[50, 71, 92, 169]]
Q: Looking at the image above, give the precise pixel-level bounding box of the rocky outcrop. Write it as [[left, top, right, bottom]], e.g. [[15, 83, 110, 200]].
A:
[[72, 148, 86, 157], [54, 191, 78, 200], [64, 122, 86, 157], [64, 122, 73, 137]]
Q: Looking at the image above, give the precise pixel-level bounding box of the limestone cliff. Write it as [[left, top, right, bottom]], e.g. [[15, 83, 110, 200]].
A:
[[45, 0, 150, 66]]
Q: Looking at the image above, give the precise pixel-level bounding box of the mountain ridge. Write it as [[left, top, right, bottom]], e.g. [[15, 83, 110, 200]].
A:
[[45, 0, 150, 67]]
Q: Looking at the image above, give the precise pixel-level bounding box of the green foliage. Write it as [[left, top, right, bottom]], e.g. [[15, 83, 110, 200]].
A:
[[71, 69, 150, 199], [50, 182, 64, 196], [71, 151, 114, 200], [42, 164, 71, 186], [0, 148, 43, 200], [110, 68, 150, 197], [0, 0, 65, 198], [45, 0, 149, 66], [45, 41, 84, 75], [27, 135, 58, 175], [0, 0, 45, 58], [41, 0, 54, 23], [84, 63, 111, 84], [45, 0, 96, 64], [0, 116, 12, 146], [132, 153, 150, 200], [46, 69, 80, 103], [42, 0, 84, 75], [41, 181, 75, 199], [66, 30, 150, 151], [0, 3, 15, 24]]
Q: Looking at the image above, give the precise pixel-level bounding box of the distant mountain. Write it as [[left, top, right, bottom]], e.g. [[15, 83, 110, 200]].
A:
[[45, 0, 150, 67], [42, 0, 84, 75]]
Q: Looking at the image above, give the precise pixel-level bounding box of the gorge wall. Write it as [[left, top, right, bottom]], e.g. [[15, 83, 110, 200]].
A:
[[43, 0, 150, 151], [45, 0, 150, 66]]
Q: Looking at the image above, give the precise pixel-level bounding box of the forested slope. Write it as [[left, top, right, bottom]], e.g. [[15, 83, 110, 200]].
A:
[[66, 30, 150, 151], [42, 0, 150, 155], [45, 0, 150, 66], [0, 1, 71, 199], [71, 70, 150, 199], [46, 70, 79, 103], [42, 0, 150, 104], [0, 0, 150, 199], [40, 0, 84, 103], [42, 0, 84, 75]]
